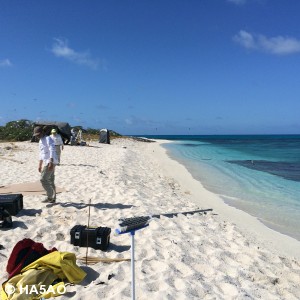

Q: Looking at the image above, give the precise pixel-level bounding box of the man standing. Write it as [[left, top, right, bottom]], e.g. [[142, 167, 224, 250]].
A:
[[33, 126, 58, 203], [50, 128, 64, 165]]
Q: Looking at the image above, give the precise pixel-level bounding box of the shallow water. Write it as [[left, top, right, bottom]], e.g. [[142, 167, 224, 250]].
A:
[[148, 135, 300, 241]]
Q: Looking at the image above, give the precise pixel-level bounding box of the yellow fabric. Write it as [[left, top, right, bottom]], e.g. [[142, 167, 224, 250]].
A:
[[21, 251, 86, 283], [1, 251, 86, 300], [1, 269, 58, 300]]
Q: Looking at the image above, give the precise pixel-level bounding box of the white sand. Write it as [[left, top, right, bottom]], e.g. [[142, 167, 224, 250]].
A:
[[0, 139, 300, 299]]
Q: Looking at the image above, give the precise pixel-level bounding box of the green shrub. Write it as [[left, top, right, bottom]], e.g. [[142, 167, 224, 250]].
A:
[[0, 119, 33, 141]]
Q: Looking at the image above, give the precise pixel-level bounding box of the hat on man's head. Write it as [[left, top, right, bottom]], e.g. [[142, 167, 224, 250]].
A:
[[33, 126, 43, 136], [51, 129, 57, 133]]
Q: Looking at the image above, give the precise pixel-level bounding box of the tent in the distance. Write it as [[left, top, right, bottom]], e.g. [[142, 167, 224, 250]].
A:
[[31, 121, 72, 144], [99, 129, 110, 144]]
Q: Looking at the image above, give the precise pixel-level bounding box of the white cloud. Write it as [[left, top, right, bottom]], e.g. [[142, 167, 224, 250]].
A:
[[227, 0, 247, 5], [259, 35, 300, 54], [233, 30, 256, 49], [0, 59, 12, 67], [233, 30, 300, 55], [51, 38, 99, 69]]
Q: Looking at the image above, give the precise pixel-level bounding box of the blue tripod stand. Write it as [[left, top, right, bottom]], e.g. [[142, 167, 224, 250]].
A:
[[116, 216, 151, 300]]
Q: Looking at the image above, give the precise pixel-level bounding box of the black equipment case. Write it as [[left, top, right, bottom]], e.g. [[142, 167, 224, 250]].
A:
[[70, 225, 111, 250], [0, 194, 23, 216]]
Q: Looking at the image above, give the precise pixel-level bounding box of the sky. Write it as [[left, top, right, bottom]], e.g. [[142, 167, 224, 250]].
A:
[[1, 0, 300, 135]]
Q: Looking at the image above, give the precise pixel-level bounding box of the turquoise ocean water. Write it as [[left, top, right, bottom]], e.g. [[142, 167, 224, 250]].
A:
[[143, 135, 300, 241]]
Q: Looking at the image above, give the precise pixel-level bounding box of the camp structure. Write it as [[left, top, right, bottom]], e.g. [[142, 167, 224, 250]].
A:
[[31, 121, 72, 144], [99, 129, 110, 144]]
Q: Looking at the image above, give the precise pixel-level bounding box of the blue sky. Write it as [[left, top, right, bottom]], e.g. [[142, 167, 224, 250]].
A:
[[1, 0, 300, 135]]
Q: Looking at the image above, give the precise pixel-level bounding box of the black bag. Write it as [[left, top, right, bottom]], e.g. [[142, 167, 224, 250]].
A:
[[0, 194, 23, 216], [70, 225, 111, 250], [0, 207, 13, 228]]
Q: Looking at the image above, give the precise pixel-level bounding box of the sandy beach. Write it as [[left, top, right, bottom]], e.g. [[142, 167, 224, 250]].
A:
[[0, 138, 300, 300]]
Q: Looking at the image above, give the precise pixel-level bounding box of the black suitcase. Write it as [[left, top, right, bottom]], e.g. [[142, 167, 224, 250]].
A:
[[0, 194, 23, 216], [70, 225, 111, 250]]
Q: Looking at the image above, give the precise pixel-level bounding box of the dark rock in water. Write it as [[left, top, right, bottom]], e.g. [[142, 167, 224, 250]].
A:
[[227, 160, 300, 182]]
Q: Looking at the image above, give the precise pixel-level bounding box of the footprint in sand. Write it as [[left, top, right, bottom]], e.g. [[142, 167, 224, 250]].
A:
[[235, 253, 253, 265], [285, 271, 300, 284], [173, 278, 186, 291], [170, 261, 194, 277], [218, 282, 239, 297], [141, 259, 169, 276], [193, 263, 215, 277]]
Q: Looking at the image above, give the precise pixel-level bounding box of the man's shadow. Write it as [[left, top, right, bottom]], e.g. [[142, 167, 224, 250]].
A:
[[17, 209, 42, 217]]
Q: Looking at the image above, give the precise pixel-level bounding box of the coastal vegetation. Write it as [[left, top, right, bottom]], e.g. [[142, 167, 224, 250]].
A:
[[0, 119, 122, 142]]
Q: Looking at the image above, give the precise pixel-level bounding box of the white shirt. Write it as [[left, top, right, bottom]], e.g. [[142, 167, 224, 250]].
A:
[[39, 136, 58, 165], [50, 134, 64, 146]]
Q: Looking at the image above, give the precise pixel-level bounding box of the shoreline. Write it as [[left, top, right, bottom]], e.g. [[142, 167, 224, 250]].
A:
[[222, 196, 300, 243], [151, 139, 300, 259]]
